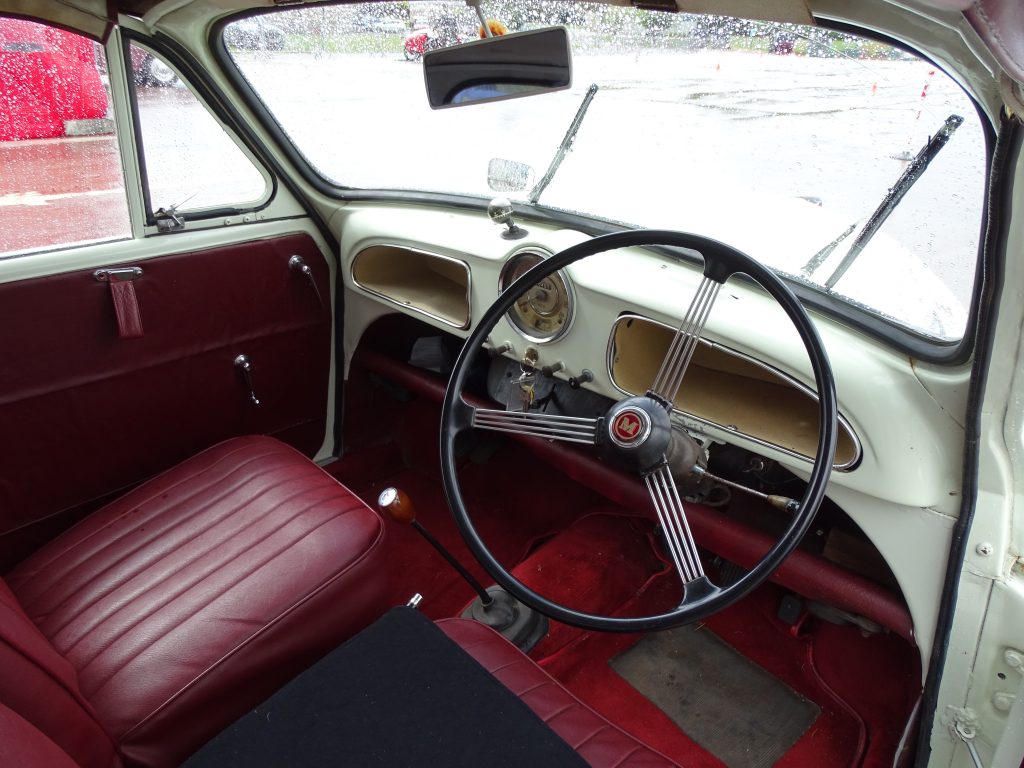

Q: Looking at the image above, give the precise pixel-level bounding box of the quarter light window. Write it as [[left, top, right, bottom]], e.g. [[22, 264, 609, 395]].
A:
[[129, 42, 268, 217]]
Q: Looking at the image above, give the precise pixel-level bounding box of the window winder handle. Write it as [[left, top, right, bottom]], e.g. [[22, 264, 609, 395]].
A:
[[289, 255, 324, 309], [234, 354, 260, 406]]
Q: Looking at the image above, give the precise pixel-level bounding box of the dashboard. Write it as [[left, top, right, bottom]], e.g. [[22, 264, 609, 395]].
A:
[[336, 202, 966, 518]]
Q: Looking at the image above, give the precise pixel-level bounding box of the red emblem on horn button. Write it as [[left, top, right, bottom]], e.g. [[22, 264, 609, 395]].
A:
[[612, 410, 644, 443]]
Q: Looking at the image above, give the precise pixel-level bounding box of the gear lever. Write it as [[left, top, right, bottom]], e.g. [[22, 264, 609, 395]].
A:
[[377, 487, 548, 652], [378, 487, 493, 608]]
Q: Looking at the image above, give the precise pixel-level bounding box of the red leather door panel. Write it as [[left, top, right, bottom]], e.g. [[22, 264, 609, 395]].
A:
[[0, 232, 332, 567]]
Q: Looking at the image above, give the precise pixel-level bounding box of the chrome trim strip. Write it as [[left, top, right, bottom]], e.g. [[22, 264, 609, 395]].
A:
[[351, 243, 472, 330], [606, 312, 863, 471]]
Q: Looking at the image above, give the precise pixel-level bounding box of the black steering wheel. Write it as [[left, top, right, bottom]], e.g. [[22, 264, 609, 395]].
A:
[[441, 230, 838, 632]]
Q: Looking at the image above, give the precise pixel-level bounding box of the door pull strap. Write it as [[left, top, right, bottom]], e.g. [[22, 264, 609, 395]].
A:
[[94, 267, 144, 339]]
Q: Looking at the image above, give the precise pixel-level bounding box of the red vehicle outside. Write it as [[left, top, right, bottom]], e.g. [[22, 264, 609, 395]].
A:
[[403, 27, 432, 60], [403, 22, 467, 60], [0, 18, 108, 141]]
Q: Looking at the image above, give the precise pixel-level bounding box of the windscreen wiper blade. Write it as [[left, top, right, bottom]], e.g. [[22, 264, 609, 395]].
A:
[[807, 114, 963, 289], [530, 83, 599, 203]]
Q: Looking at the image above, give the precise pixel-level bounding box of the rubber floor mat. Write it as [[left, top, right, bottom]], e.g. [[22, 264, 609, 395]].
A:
[[611, 625, 820, 768]]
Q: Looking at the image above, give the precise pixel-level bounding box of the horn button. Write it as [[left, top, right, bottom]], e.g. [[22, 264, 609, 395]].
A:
[[602, 397, 672, 473]]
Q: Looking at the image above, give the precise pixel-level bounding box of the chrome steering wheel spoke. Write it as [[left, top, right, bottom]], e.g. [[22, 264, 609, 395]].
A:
[[648, 275, 722, 406], [644, 463, 705, 586], [471, 407, 599, 444]]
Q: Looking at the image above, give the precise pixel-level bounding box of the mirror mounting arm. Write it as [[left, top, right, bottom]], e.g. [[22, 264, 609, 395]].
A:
[[465, 0, 493, 37]]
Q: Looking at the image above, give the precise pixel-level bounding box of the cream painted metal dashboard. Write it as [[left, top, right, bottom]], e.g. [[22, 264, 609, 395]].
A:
[[338, 202, 967, 512], [336, 201, 968, 657]]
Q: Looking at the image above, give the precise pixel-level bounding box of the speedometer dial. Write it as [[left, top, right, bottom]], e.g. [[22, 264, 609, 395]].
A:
[[498, 250, 575, 343]]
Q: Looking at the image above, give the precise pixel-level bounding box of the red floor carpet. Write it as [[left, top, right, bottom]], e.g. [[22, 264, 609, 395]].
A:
[[326, 386, 920, 767]]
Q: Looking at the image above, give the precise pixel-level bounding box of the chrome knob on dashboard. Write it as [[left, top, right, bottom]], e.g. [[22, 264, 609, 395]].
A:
[[487, 196, 513, 224], [487, 197, 527, 240]]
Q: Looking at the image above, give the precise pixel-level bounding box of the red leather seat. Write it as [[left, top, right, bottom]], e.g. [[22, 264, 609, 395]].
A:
[[0, 701, 80, 768], [1, 436, 387, 768], [438, 618, 680, 767], [1, 435, 671, 767]]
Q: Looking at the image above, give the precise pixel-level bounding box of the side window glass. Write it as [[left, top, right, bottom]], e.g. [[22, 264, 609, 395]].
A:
[[128, 42, 268, 217], [0, 17, 130, 256]]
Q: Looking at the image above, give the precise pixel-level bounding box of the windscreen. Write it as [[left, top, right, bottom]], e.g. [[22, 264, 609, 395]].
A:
[[225, 2, 987, 341]]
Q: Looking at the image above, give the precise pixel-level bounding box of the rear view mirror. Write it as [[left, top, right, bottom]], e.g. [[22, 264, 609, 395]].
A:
[[422, 27, 572, 110]]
